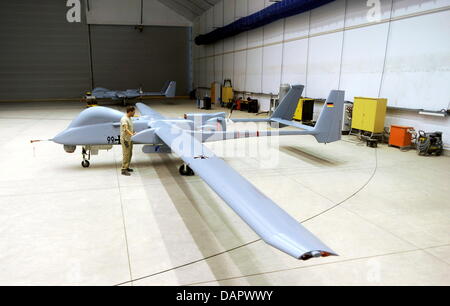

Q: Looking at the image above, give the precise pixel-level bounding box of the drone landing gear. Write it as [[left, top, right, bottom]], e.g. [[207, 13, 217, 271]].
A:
[[81, 147, 91, 168], [179, 164, 195, 176]]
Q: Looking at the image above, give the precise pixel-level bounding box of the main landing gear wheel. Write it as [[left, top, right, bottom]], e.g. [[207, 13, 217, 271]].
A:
[[81, 160, 90, 168], [179, 165, 195, 176]]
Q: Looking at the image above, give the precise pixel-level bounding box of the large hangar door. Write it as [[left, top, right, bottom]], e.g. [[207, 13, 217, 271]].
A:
[[0, 0, 91, 100], [90, 26, 190, 96]]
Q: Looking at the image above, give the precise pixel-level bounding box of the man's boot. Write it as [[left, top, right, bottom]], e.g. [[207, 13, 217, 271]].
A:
[[121, 169, 131, 176]]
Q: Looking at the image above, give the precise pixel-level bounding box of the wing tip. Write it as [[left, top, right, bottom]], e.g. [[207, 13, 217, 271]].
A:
[[299, 251, 338, 261]]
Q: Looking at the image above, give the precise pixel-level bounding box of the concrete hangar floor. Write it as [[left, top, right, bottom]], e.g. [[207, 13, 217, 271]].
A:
[[0, 98, 449, 286]]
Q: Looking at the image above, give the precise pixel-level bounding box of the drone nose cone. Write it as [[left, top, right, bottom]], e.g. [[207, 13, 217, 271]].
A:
[[52, 130, 68, 144]]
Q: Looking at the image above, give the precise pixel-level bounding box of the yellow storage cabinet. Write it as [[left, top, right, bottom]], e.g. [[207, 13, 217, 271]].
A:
[[221, 87, 234, 104], [293, 98, 314, 121], [293, 99, 304, 121], [221, 79, 234, 104], [351, 97, 388, 134]]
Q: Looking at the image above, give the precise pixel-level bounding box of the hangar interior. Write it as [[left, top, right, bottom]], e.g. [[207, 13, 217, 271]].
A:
[[0, 0, 449, 286]]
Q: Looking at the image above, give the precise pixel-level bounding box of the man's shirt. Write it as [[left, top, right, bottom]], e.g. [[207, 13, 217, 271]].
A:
[[120, 115, 134, 142]]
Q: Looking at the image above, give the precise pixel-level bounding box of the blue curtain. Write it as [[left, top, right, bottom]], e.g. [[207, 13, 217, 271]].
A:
[[195, 0, 335, 45]]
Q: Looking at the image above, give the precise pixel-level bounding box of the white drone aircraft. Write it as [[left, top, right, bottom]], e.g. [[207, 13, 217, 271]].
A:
[[47, 85, 344, 261], [87, 81, 177, 105]]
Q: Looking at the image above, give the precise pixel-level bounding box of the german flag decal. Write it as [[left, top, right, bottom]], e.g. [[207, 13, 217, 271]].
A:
[[327, 102, 335, 108]]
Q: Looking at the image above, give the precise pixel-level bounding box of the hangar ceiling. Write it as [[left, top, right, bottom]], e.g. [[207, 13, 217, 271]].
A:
[[157, 0, 222, 21]]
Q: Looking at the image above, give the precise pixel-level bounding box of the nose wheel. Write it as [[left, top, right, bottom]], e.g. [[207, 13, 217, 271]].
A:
[[81, 146, 91, 168], [179, 164, 195, 176]]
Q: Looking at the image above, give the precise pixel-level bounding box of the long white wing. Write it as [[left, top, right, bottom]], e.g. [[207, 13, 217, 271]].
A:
[[135, 120, 337, 260], [135, 102, 165, 120]]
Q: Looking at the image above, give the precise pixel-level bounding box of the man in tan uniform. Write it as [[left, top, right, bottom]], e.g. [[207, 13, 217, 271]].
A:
[[120, 106, 136, 176]]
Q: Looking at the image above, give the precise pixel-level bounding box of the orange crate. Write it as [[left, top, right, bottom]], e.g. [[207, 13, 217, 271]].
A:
[[389, 125, 413, 148]]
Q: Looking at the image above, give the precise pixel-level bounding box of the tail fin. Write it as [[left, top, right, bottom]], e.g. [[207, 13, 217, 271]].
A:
[[271, 85, 304, 121], [164, 81, 176, 97], [161, 81, 170, 92], [313, 90, 345, 144]]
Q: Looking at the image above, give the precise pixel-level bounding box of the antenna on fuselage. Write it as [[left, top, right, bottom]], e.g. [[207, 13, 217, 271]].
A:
[[30, 139, 51, 143]]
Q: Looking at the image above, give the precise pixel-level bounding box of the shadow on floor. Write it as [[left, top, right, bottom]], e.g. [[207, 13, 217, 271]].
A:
[[59, 160, 154, 171], [138, 154, 271, 286], [280, 146, 344, 167]]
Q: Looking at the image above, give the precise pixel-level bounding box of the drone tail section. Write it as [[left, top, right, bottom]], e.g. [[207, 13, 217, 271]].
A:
[[164, 81, 176, 97], [312, 90, 345, 144]]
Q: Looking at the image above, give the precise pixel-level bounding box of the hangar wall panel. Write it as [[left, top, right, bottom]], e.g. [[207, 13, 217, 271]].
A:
[[284, 11, 310, 40], [141, 0, 191, 26], [193, 0, 450, 110], [192, 22, 200, 59], [345, 0, 392, 27], [206, 8, 214, 33], [306, 33, 343, 98], [86, 0, 141, 25], [248, 0, 265, 15], [223, 53, 234, 82], [223, 38, 235, 53], [264, 19, 284, 44], [262, 45, 283, 94], [262, 20, 284, 94], [214, 1, 224, 28], [281, 11, 310, 87], [86, 0, 192, 27], [90, 25, 190, 95], [391, 0, 450, 17], [206, 45, 215, 57], [199, 14, 207, 35], [206, 56, 215, 86], [281, 39, 308, 87], [248, 28, 263, 48], [339, 23, 389, 101], [0, 0, 91, 100], [192, 0, 450, 147], [214, 41, 224, 84], [214, 55, 224, 85], [193, 59, 200, 89], [200, 58, 207, 88], [235, 0, 248, 19], [234, 32, 248, 51], [233, 51, 247, 91], [246, 49, 263, 93], [223, 0, 236, 25], [246, 28, 263, 92], [380, 10, 450, 110], [309, 0, 346, 35]]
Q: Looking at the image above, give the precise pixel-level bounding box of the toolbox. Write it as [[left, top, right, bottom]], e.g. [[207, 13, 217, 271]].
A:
[[389, 125, 414, 148]]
